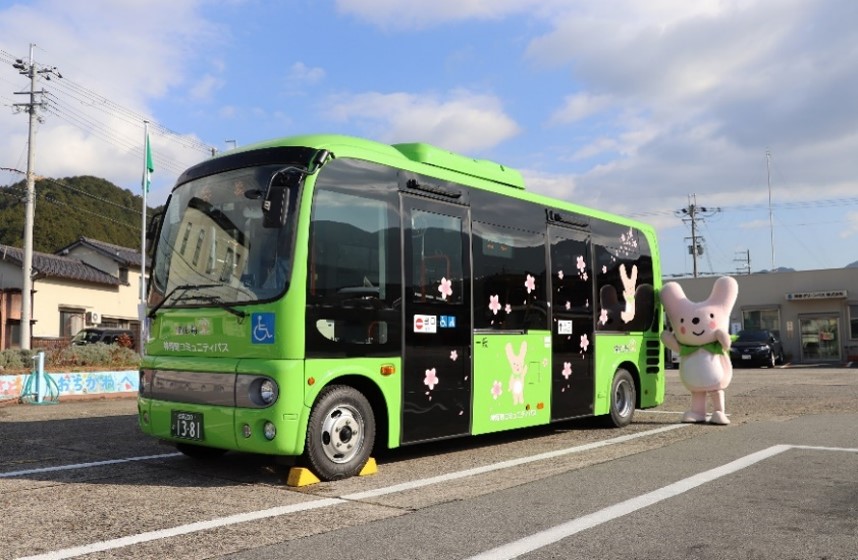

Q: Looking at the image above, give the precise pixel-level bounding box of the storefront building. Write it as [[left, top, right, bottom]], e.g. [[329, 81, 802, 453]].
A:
[[672, 268, 858, 365]]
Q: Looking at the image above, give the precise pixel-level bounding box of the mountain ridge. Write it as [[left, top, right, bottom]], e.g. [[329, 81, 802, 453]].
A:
[[0, 175, 156, 253]]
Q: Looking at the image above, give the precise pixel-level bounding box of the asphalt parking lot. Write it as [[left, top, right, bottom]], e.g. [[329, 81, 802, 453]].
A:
[[0, 366, 856, 559]]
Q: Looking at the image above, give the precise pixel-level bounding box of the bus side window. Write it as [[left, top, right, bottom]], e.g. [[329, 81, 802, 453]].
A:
[[473, 221, 547, 331], [305, 160, 401, 356], [594, 226, 656, 332]]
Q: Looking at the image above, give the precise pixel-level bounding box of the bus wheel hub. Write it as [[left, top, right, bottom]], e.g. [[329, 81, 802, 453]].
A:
[[322, 407, 362, 462]]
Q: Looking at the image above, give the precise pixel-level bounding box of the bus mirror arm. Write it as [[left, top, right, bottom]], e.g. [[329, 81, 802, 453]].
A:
[[262, 167, 304, 228], [258, 151, 332, 222]]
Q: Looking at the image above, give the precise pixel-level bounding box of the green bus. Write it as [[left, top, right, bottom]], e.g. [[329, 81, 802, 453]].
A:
[[138, 134, 665, 481]]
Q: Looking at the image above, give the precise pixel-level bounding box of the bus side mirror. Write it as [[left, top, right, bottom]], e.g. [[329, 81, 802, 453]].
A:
[[146, 211, 164, 248], [263, 168, 302, 228]]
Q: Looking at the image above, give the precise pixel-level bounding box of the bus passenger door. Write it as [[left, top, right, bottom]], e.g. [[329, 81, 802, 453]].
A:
[[401, 196, 471, 444], [548, 225, 595, 420]]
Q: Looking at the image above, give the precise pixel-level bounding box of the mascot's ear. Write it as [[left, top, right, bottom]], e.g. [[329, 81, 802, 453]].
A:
[[661, 282, 686, 310], [710, 276, 739, 309]]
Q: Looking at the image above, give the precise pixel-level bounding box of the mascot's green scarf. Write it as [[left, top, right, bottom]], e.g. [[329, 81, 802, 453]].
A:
[[678, 335, 739, 357]]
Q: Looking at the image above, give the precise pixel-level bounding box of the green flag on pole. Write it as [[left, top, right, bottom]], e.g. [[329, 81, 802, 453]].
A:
[[143, 133, 154, 192]]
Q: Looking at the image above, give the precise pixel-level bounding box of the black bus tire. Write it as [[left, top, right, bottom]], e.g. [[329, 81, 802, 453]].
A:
[[603, 368, 636, 428], [304, 385, 376, 481]]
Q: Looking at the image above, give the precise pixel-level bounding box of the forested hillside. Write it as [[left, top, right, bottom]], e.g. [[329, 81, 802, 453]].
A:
[[0, 176, 156, 252]]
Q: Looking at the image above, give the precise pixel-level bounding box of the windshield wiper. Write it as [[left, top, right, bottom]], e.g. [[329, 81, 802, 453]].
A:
[[176, 294, 247, 319], [146, 283, 221, 319]]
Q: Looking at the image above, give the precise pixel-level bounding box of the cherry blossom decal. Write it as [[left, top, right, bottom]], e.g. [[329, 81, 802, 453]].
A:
[[438, 277, 453, 300], [524, 274, 536, 294], [580, 333, 590, 353], [489, 295, 501, 315], [557, 270, 564, 280], [504, 303, 512, 314], [491, 380, 503, 400], [450, 350, 458, 361], [424, 368, 439, 391], [599, 308, 609, 325], [562, 361, 572, 379]]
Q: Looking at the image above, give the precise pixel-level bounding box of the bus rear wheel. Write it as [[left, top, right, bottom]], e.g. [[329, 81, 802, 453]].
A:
[[603, 368, 636, 428], [304, 385, 375, 481]]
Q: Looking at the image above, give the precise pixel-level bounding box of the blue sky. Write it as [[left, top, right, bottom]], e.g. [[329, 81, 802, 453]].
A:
[[1, 0, 856, 276]]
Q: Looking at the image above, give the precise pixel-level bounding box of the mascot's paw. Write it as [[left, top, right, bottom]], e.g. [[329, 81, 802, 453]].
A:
[[681, 411, 707, 423], [708, 411, 730, 425]]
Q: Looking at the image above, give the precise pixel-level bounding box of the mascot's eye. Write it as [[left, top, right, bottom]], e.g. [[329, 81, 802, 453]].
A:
[[680, 318, 684, 323], [710, 313, 715, 319]]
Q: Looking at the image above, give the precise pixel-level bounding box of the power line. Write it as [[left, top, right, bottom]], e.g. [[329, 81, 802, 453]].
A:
[[2, 46, 215, 180]]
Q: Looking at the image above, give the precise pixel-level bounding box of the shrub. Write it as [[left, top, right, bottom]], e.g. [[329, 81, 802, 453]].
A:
[[0, 344, 140, 373], [0, 349, 32, 371]]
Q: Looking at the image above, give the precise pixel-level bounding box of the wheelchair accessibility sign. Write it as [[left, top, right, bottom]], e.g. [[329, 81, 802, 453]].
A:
[[251, 312, 275, 344]]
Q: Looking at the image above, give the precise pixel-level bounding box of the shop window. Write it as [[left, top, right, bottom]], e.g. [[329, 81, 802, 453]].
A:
[[743, 308, 781, 336]]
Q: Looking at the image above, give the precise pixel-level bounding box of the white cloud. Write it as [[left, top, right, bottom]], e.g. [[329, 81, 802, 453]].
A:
[[519, 169, 577, 201], [0, 0, 219, 192], [334, 0, 555, 29], [189, 74, 224, 101], [840, 212, 858, 239], [288, 62, 326, 86], [324, 90, 520, 153], [549, 93, 615, 125]]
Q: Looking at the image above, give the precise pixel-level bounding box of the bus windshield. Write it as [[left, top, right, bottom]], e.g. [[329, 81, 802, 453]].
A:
[[150, 164, 301, 307]]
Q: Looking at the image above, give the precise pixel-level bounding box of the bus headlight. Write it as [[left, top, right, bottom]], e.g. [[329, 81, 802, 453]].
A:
[[236, 376, 279, 408], [259, 379, 277, 405]]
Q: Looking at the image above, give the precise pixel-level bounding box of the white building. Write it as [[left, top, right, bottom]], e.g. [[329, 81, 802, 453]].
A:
[[672, 268, 858, 364], [0, 237, 143, 350]]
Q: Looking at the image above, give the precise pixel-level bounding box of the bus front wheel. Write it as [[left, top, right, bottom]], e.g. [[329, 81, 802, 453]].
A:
[[304, 385, 376, 481], [603, 368, 636, 428]]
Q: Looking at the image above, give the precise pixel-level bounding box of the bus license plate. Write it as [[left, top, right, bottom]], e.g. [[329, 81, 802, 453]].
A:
[[171, 411, 204, 441]]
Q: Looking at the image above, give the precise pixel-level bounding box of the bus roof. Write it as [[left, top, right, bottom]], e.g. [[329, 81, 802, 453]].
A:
[[215, 133, 655, 236], [230, 134, 525, 190]]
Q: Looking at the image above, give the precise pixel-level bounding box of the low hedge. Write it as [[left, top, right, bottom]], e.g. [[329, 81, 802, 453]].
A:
[[0, 344, 141, 373]]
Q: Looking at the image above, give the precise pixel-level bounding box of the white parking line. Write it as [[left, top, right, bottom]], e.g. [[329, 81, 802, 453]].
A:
[[0, 453, 182, 478], [346, 424, 688, 501], [464, 444, 858, 560], [16, 499, 345, 560], [10, 424, 688, 560]]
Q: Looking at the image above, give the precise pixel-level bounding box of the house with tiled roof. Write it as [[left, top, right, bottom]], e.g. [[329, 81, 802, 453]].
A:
[[0, 238, 144, 350]]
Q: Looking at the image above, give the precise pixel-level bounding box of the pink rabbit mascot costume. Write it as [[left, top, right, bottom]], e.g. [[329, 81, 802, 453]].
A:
[[660, 276, 739, 425]]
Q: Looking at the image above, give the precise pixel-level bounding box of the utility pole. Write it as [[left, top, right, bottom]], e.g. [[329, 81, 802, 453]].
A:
[[11, 44, 61, 349], [766, 149, 775, 270], [734, 250, 751, 275], [674, 194, 720, 278]]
